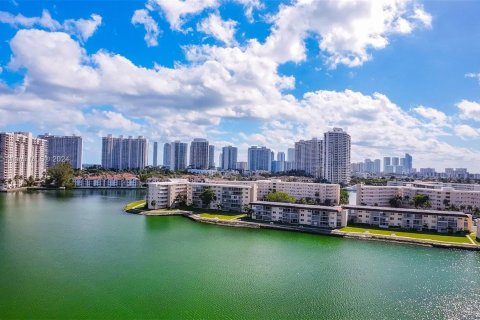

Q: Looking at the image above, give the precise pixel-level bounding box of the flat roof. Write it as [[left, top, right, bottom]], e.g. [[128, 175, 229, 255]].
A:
[[343, 205, 470, 217], [250, 201, 342, 212], [192, 182, 252, 188]]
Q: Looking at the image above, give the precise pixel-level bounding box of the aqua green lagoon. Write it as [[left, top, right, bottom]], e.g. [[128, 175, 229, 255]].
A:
[[0, 190, 479, 319]]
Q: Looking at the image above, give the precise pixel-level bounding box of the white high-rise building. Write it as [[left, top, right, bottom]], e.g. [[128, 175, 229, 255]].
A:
[[101, 135, 148, 170], [323, 128, 351, 184], [169, 141, 188, 171], [38, 134, 82, 169], [295, 138, 323, 177], [0, 132, 47, 189], [221, 146, 238, 170], [190, 138, 210, 170], [248, 146, 272, 172], [287, 148, 295, 162]]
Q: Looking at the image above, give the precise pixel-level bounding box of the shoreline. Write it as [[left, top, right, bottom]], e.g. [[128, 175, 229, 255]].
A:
[[126, 208, 480, 252]]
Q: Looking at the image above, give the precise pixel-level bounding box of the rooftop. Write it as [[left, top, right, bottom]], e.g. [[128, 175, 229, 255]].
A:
[[251, 201, 342, 212], [343, 205, 470, 217]]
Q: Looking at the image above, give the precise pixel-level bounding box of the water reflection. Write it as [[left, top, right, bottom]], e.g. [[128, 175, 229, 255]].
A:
[[145, 215, 177, 232]]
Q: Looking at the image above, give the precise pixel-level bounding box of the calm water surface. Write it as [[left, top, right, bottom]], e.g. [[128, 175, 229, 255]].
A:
[[0, 190, 479, 319]]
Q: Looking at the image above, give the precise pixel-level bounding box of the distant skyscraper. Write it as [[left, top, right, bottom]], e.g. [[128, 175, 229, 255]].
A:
[[295, 138, 323, 177], [163, 143, 171, 168], [287, 148, 295, 162], [209, 145, 215, 169], [374, 159, 381, 173], [38, 133, 83, 169], [168, 141, 188, 171], [101, 135, 148, 170], [1, 132, 47, 189], [273, 151, 286, 173], [235, 161, 248, 170], [383, 157, 392, 173], [404, 153, 413, 172], [190, 138, 209, 169], [248, 146, 272, 171], [221, 146, 238, 170], [392, 157, 399, 166], [153, 142, 158, 167], [323, 128, 351, 184]]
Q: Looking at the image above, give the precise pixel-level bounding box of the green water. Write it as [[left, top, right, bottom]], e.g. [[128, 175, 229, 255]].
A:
[[0, 190, 479, 319]]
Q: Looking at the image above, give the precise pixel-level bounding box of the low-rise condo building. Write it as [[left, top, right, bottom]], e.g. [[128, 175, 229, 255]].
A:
[[191, 183, 257, 212], [147, 180, 256, 212], [206, 179, 340, 205], [344, 205, 473, 233], [250, 201, 347, 228], [147, 180, 192, 209], [356, 184, 480, 213], [74, 174, 140, 188]]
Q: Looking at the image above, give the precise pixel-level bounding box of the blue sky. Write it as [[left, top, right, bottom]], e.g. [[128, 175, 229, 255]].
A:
[[1, 0, 480, 171]]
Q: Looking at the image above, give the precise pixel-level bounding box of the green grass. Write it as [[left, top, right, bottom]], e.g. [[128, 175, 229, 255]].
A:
[[192, 208, 245, 220], [125, 200, 146, 210], [471, 233, 480, 245], [198, 213, 246, 220], [340, 226, 472, 244]]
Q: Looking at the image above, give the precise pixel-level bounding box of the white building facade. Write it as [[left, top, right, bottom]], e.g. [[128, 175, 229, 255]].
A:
[[345, 205, 473, 233], [356, 184, 480, 213], [323, 128, 351, 185], [38, 134, 83, 169], [205, 179, 340, 205], [250, 201, 347, 228], [74, 174, 141, 188], [0, 132, 47, 189]]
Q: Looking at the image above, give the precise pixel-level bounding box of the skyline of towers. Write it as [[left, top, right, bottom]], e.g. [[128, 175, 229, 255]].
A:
[[101, 135, 148, 170]]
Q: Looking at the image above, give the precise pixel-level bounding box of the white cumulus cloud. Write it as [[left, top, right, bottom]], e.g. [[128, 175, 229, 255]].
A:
[[131, 9, 161, 47], [457, 100, 480, 122], [197, 13, 237, 46], [250, 0, 432, 67], [0, 10, 102, 42], [454, 124, 479, 139], [147, 0, 218, 31], [413, 105, 448, 124], [63, 14, 102, 42]]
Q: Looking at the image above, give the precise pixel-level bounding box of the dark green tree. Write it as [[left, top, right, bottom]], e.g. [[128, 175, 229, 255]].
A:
[[413, 194, 430, 208], [265, 191, 296, 203], [340, 190, 349, 205], [47, 162, 74, 188], [200, 188, 216, 208], [389, 195, 402, 208]]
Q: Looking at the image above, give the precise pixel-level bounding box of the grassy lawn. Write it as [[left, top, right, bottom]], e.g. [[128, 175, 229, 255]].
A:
[[340, 226, 472, 244], [472, 233, 480, 245], [125, 200, 146, 210]]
